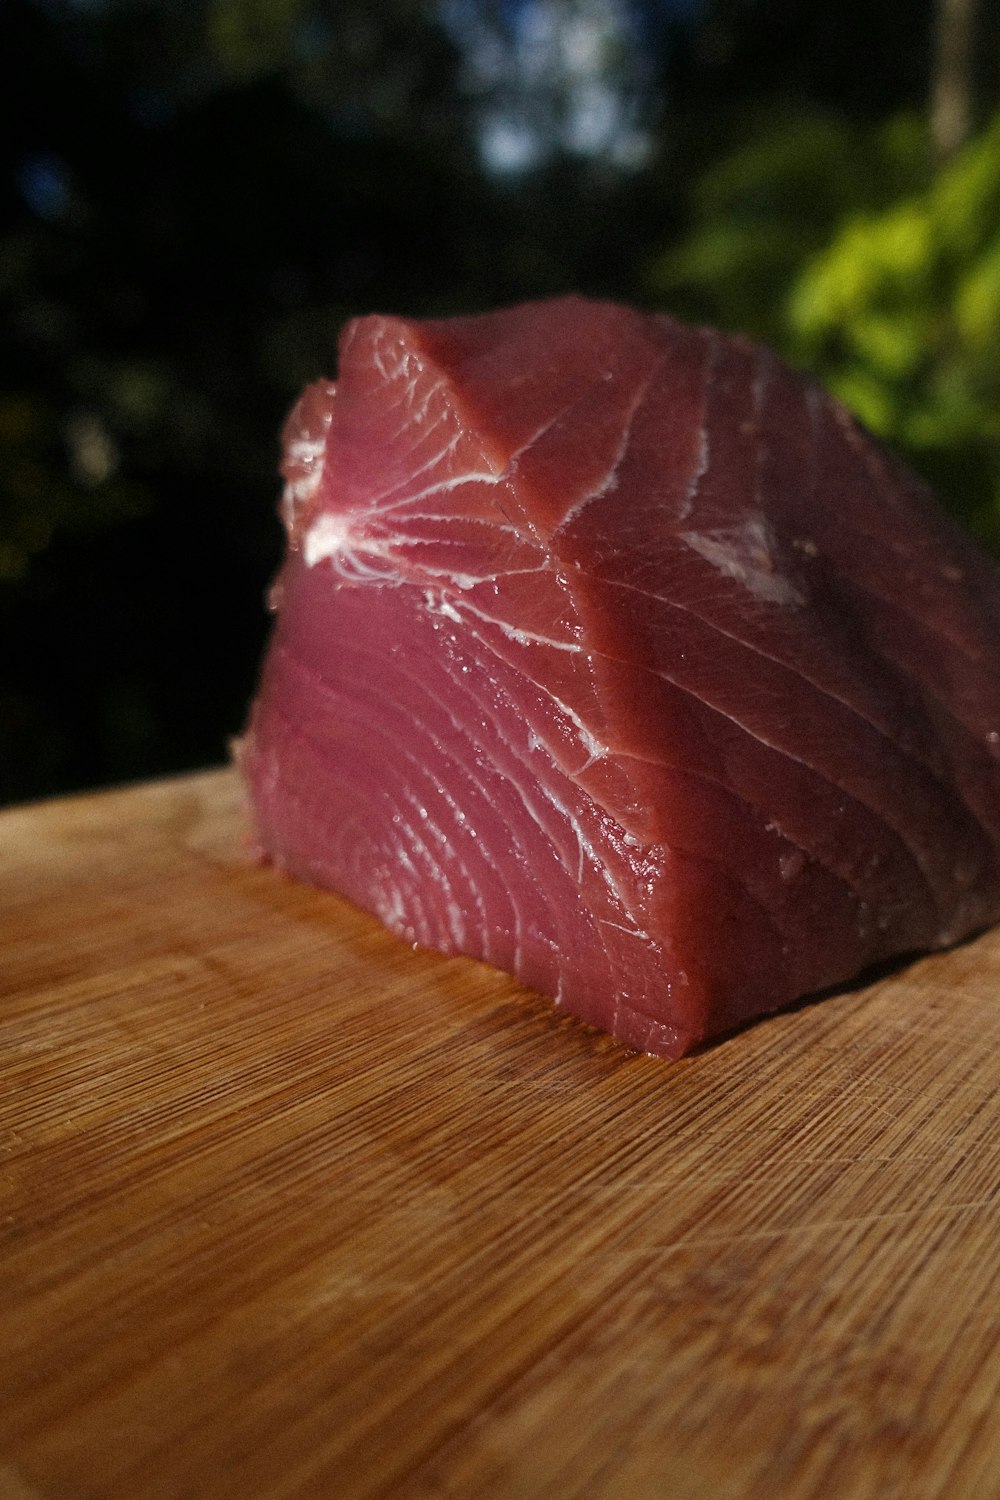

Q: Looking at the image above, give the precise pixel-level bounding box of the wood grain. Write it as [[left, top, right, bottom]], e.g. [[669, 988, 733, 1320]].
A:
[[1, 768, 999, 1500]]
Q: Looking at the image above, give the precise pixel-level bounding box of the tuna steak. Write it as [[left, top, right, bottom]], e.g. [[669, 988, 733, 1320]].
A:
[[239, 296, 1000, 1057]]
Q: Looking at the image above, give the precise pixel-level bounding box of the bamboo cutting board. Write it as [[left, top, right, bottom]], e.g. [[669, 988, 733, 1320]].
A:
[[2, 768, 999, 1500]]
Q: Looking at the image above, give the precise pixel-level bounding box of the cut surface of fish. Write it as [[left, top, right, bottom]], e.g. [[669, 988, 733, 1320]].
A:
[[239, 297, 1000, 1057]]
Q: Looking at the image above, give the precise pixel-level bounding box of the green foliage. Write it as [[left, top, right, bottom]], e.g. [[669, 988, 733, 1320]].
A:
[[207, 0, 309, 78], [789, 113, 1000, 545], [650, 109, 1000, 549], [649, 110, 931, 341]]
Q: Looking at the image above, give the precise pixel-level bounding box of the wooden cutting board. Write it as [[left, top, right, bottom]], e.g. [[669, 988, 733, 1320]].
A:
[[2, 768, 999, 1500]]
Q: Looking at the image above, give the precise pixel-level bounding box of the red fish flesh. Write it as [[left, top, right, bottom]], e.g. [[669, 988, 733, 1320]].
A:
[[239, 297, 1000, 1057]]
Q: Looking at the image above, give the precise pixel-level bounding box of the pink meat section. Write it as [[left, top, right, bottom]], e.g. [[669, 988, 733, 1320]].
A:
[[240, 297, 1000, 1056]]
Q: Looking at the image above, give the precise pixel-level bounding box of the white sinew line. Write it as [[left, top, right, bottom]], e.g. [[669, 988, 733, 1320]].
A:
[[557, 358, 662, 532]]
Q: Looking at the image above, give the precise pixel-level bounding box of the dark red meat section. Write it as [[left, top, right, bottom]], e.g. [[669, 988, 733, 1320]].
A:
[[239, 297, 1000, 1056]]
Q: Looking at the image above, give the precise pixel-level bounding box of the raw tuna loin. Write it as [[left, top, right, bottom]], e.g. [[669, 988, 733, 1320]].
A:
[[239, 297, 1000, 1058]]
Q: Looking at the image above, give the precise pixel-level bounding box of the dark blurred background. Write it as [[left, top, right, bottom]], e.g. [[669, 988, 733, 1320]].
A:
[[1, 0, 998, 806]]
